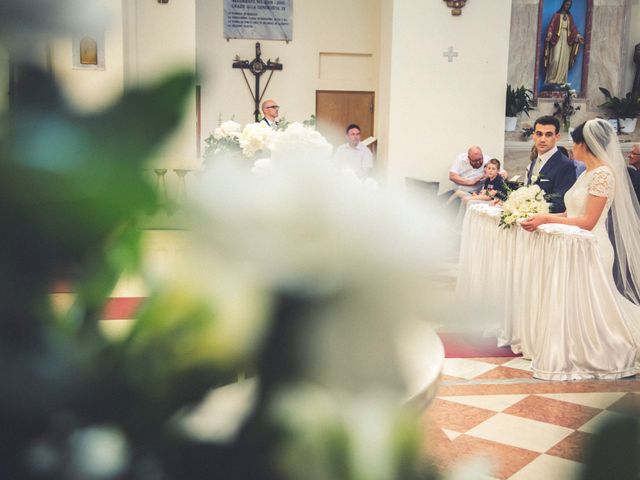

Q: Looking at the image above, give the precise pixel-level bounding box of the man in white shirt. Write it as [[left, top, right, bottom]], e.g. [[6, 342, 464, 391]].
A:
[[260, 99, 280, 128], [448, 145, 491, 195], [333, 124, 373, 178]]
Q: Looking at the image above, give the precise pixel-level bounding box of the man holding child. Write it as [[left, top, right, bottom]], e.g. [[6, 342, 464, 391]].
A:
[[448, 145, 490, 196]]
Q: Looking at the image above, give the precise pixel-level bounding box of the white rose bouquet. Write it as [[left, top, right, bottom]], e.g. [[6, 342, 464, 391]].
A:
[[499, 184, 550, 228]]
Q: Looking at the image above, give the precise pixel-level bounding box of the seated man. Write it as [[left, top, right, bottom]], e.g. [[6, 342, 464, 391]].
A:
[[333, 123, 374, 179], [445, 146, 490, 206]]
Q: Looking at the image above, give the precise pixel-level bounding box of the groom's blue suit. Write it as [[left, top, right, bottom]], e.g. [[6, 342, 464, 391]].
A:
[[530, 150, 577, 213]]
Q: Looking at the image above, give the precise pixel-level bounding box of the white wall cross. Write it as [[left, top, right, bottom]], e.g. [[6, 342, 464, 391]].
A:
[[443, 46, 459, 63]]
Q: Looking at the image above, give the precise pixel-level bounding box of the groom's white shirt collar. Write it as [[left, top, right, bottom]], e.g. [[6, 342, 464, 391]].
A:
[[538, 146, 558, 169]]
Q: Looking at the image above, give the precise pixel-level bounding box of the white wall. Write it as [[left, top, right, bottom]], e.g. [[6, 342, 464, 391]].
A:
[[375, 0, 394, 178], [50, 2, 125, 113], [123, 0, 197, 166], [196, 0, 381, 149], [46, 0, 197, 166], [124, 0, 196, 86], [381, 0, 512, 193]]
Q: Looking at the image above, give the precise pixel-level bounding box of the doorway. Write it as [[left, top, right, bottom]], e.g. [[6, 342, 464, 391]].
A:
[[315, 90, 375, 149]]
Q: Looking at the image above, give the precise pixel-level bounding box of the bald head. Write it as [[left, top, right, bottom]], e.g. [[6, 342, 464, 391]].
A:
[[467, 146, 484, 169], [261, 99, 279, 121]]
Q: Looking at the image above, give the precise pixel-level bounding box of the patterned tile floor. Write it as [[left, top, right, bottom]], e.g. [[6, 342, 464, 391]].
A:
[[53, 261, 640, 479], [422, 356, 640, 479]]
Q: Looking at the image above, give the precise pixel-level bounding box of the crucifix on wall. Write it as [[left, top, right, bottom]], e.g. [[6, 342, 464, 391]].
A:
[[232, 42, 283, 122]]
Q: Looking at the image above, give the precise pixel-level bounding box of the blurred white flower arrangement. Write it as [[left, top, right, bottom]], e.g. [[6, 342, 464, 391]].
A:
[[499, 184, 550, 228], [207, 119, 382, 189], [205, 119, 330, 165], [239, 122, 275, 158], [203, 120, 242, 157], [269, 121, 332, 162]]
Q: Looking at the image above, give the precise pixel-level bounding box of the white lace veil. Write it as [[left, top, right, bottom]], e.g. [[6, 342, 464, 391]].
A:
[[583, 118, 640, 304]]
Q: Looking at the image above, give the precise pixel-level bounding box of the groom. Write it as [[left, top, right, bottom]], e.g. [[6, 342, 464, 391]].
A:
[[526, 115, 577, 213]]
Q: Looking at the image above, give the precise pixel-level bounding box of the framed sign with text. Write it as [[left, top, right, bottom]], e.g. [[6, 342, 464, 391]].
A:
[[224, 0, 293, 41]]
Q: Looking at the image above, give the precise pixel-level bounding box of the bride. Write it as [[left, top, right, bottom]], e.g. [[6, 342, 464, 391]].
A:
[[520, 118, 640, 380]]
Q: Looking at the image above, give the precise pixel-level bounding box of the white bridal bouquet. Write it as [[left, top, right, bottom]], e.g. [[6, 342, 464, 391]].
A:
[[499, 184, 550, 228]]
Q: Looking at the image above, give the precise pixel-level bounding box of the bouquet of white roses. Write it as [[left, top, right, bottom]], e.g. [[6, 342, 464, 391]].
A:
[[499, 184, 550, 228]]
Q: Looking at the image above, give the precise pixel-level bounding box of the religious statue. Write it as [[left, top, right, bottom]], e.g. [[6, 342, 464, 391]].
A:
[[633, 42, 640, 97], [543, 0, 583, 86]]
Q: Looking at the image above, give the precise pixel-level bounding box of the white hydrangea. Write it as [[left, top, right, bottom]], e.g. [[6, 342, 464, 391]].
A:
[[213, 120, 242, 140], [239, 122, 275, 158], [192, 157, 450, 395], [268, 122, 332, 163], [251, 157, 273, 176]]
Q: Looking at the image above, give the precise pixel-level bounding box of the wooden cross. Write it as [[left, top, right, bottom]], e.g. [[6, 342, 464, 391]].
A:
[[233, 42, 283, 122], [443, 46, 459, 63]]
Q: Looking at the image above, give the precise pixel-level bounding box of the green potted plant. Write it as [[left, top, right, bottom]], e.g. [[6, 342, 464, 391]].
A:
[[505, 85, 535, 132], [598, 88, 640, 133]]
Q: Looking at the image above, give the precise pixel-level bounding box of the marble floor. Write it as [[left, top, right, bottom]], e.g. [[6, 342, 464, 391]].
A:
[[421, 356, 640, 479], [51, 255, 640, 480]]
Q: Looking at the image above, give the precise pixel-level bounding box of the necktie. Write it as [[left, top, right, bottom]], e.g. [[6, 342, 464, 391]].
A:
[[527, 157, 537, 185], [533, 157, 543, 178]]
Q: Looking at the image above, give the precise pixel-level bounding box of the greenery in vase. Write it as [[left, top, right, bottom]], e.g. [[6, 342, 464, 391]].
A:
[[598, 88, 640, 120], [505, 84, 535, 117], [552, 83, 580, 131]]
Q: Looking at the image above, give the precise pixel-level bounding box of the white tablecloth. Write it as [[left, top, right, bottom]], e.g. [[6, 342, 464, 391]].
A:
[[455, 204, 618, 365]]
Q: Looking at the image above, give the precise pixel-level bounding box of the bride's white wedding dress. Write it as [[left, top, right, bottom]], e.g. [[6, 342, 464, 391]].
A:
[[531, 166, 639, 380]]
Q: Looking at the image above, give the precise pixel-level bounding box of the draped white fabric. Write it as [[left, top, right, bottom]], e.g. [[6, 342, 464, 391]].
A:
[[456, 204, 637, 380]]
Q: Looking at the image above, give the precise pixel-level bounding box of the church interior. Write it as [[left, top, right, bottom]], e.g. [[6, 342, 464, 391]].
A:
[[3, 0, 640, 479]]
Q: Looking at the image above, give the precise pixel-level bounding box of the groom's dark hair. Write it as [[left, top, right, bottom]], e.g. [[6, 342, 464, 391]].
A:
[[534, 115, 561, 134]]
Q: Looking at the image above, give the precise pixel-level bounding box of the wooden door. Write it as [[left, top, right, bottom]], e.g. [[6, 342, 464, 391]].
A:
[[315, 91, 375, 148]]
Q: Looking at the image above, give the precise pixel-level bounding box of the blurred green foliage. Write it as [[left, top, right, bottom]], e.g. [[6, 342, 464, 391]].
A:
[[2, 3, 639, 480], [0, 53, 443, 477]]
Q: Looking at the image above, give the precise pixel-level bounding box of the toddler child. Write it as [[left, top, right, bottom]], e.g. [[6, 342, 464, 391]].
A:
[[462, 158, 508, 206]]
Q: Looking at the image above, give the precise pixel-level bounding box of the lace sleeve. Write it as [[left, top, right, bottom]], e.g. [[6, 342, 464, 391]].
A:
[[588, 168, 614, 198]]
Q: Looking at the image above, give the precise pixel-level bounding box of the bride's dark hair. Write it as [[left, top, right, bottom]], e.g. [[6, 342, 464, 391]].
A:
[[570, 122, 591, 153], [571, 120, 611, 154], [570, 122, 585, 143]]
